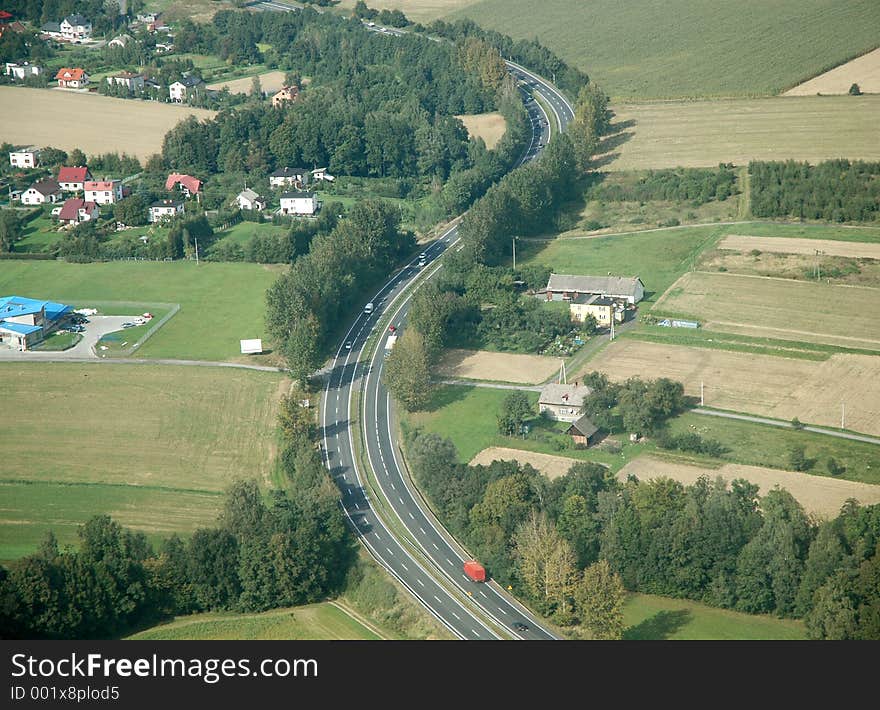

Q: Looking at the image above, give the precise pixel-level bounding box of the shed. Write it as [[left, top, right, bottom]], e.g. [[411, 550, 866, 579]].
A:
[[240, 338, 263, 355], [566, 415, 600, 447]]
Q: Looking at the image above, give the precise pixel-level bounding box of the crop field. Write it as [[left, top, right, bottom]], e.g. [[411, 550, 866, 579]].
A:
[[785, 47, 880, 96], [718, 235, 880, 260], [654, 271, 880, 349], [0, 87, 216, 162], [127, 603, 383, 641], [0, 363, 286, 561], [0, 261, 284, 361], [469, 447, 583, 479], [586, 340, 880, 437], [436, 348, 560, 384], [603, 96, 880, 171], [146, 0, 236, 23], [454, 0, 880, 100], [336, 0, 480, 22], [455, 112, 507, 149], [207, 70, 288, 95]]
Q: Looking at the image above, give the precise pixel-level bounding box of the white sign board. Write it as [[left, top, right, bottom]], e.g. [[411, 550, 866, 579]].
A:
[[240, 338, 263, 355]]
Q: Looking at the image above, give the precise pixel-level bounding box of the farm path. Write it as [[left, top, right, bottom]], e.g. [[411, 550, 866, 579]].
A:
[[0, 355, 286, 373]]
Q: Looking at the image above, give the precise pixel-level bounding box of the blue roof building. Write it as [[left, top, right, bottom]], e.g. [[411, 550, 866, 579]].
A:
[[0, 295, 73, 351]]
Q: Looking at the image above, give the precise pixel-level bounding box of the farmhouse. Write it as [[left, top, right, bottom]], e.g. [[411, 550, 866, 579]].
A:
[[57, 166, 91, 192], [84, 179, 123, 204], [235, 188, 266, 211], [165, 173, 202, 197], [538, 382, 592, 423], [60, 14, 92, 42], [270, 167, 308, 188], [106, 71, 145, 92], [21, 178, 61, 205], [149, 199, 184, 223], [9, 147, 38, 168], [57, 197, 99, 225], [55, 67, 89, 89], [566, 415, 600, 447], [311, 167, 335, 183], [272, 85, 299, 108], [108, 33, 133, 48], [4, 62, 42, 80], [0, 295, 72, 351], [40, 21, 62, 38], [169, 76, 205, 103], [542, 274, 645, 305], [279, 191, 318, 216], [569, 294, 622, 327]]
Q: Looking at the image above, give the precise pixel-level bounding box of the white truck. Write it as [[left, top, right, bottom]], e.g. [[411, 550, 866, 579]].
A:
[[384, 334, 398, 357]]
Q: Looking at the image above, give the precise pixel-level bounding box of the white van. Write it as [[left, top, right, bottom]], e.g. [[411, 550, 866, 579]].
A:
[[364, 302, 374, 315]]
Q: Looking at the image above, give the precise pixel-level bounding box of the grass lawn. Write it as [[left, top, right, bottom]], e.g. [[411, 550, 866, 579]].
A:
[[127, 603, 383, 641], [0, 363, 288, 561], [15, 211, 62, 253], [622, 593, 806, 640], [0, 261, 285, 361], [211, 220, 289, 246], [30, 331, 82, 351]]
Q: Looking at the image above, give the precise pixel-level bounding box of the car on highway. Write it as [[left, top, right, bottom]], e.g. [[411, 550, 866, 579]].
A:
[[388, 325, 396, 332], [513, 622, 529, 632], [345, 341, 352, 350]]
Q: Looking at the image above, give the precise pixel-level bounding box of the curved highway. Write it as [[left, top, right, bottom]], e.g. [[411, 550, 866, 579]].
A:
[[320, 63, 575, 639]]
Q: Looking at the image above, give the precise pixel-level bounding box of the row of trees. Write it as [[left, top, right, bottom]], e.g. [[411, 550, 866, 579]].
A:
[[590, 164, 738, 204]]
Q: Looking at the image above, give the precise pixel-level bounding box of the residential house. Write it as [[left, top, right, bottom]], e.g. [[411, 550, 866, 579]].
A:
[[165, 173, 202, 197], [235, 188, 266, 211], [106, 71, 145, 92], [169, 76, 204, 102], [57, 197, 99, 225], [0, 295, 72, 351], [311, 167, 335, 183], [148, 199, 184, 223], [154, 42, 173, 53], [40, 21, 62, 38], [542, 274, 645, 305], [0, 20, 27, 39], [55, 67, 89, 89], [57, 166, 92, 192], [566, 415, 600, 448], [9, 148, 38, 169], [4, 62, 43, 80], [269, 167, 308, 189], [84, 179, 123, 204], [271, 85, 299, 108], [538, 382, 593, 423], [108, 33, 133, 48], [60, 14, 92, 42], [21, 178, 61, 205], [569, 294, 622, 327], [279, 191, 318, 216], [136, 12, 161, 24]]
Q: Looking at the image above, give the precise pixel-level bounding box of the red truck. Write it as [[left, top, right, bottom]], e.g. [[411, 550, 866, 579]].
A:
[[463, 560, 486, 583]]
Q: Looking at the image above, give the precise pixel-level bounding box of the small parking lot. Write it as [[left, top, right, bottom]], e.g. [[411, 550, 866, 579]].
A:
[[0, 316, 141, 360]]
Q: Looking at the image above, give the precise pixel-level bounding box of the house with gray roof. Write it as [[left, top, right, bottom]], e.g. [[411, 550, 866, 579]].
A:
[[538, 382, 593, 423], [543, 274, 645, 304]]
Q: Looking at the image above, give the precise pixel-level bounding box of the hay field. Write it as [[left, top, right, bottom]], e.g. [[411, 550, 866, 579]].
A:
[[469, 447, 584, 479], [336, 0, 480, 21], [655, 271, 880, 349], [455, 112, 507, 149], [619, 456, 880, 519], [0, 87, 216, 161], [436, 348, 560, 384], [785, 47, 880, 96], [207, 70, 288, 95], [719, 235, 880, 260], [603, 96, 880, 170], [586, 340, 880, 437]]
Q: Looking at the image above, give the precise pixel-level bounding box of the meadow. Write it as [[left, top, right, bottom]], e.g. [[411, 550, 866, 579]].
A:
[[454, 0, 880, 99], [0, 363, 286, 560], [0, 261, 285, 361], [336, 0, 480, 22]]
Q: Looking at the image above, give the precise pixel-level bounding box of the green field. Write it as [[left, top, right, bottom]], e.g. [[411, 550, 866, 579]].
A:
[[0, 261, 285, 361], [623, 593, 806, 640], [0, 363, 286, 561], [211, 220, 289, 246], [455, 0, 880, 99], [127, 603, 383, 641]]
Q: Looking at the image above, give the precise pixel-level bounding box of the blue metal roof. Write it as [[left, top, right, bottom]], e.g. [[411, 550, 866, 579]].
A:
[[0, 321, 42, 335], [0, 295, 72, 322]]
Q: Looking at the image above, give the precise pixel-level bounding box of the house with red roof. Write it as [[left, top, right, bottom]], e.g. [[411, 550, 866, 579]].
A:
[[57, 198, 99, 225], [84, 179, 123, 204], [55, 67, 89, 88], [165, 173, 202, 197], [57, 166, 92, 192]]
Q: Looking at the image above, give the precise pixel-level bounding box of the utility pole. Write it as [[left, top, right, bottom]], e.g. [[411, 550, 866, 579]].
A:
[[194, 235, 199, 265], [841, 402, 845, 429], [701, 381, 704, 406], [512, 237, 516, 270]]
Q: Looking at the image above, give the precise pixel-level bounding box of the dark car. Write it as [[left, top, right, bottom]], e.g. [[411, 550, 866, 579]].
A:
[[513, 622, 529, 632]]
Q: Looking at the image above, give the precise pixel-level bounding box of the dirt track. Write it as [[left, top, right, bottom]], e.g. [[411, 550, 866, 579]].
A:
[[719, 235, 880, 259]]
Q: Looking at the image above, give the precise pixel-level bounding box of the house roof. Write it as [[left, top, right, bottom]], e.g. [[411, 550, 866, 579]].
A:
[[567, 414, 598, 438], [55, 67, 87, 81], [173, 75, 204, 88], [150, 199, 182, 208], [0, 321, 42, 335], [113, 70, 142, 79], [85, 180, 118, 191], [63, 14, 90, 26], [0, 11, 13, 21], [58, 198, 96, 220], [0, 295, 71, 322], [57, 166, 90, 183], [539, 382, 592, 408], [237, 188, 262, 202], [28, 178, 61, 196], [165, 173, 201, 193], [271, 167, 308, 177], [546, 274, 643, 299], [109, 33, 132, 44], [41, 21, 61, 32], [570, 293, 615, 307], [280, 191, 316, 199]]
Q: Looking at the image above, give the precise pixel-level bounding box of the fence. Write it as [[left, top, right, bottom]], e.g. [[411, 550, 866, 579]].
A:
[[85, 301, 180, 356]]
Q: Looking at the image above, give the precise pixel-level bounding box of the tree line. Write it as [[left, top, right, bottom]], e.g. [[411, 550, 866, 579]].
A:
[[589, 164, 738, 205]]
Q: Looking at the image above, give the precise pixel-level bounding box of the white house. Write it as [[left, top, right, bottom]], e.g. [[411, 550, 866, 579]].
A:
[[40, 21, 62, 38], [57, 166, 92, 192], [149, 199, 184, 223], [60, 14, 92, 42], [57, 198, 99, 225], [169, 76, 204, 102], [236, 188, 266, 211], [279, 191, 318, 216], [106, 71, 145, 92], [55, 67, 89, 89], [21, 179, 62, 205], [543, 274, 646, 306], [4, 62, 43, 81], [84, 179, 123, 205], [270, 167, 309, 188], [9, 148, 38, 169], [311, 167, 335, 183], [538, 382, 593, 423], [136, 12, 161, 24]]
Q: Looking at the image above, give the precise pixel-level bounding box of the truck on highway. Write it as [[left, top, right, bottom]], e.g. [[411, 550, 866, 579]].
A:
[[463, 560, 486, 583], [384, 334, 397, 357]]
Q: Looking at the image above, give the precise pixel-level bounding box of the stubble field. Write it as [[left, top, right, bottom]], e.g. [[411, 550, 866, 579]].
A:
[[455, 112, 507, 149], [784, 47, 880, 96], [718, 235, 880, 260], [436, 348, 560, 384], [207, 70, 288, 95]]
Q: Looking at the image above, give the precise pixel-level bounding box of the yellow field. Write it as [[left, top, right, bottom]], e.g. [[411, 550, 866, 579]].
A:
[[437, 348, 561, 384], [335, 0, 480, 21], [469, 447, 584, 479], [655, 271, 880, 349], [784, 47, 880, 96], [718, 235, 880, 260], [586, 340, 880, 436], [0, 87, 216, 161], [207, 71, 288, 96], [454, 112, 507, 149], [619, 456, 880, 519], [604, 95, 880, 170]]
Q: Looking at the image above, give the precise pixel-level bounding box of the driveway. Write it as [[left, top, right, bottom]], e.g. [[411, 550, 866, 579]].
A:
[[0, 316, 135, 360]]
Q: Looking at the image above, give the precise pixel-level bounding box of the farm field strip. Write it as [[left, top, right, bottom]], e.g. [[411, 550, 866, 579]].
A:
[[454, 112, 507, 149], [207, 70, 288, 95], [784, 46, 880, 96], [719, 235, 880, 259], [436, 348, 561, 384]]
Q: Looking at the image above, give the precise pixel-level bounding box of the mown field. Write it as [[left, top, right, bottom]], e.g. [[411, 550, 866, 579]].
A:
[[0, 261, 284, 361], [604, 96, 880, 170], [454, 0, 880, 99], [0, 87, 216, 162], [785, 47, 880, 96], [207, 70, 288, 95], [127, 603, 383, 641], [455, 112, 507, 150], [336, 0, 480, 22], [0, 363, 287, 561]]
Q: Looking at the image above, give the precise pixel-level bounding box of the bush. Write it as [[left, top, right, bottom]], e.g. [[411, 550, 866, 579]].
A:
[[827, 457, 845, 476]]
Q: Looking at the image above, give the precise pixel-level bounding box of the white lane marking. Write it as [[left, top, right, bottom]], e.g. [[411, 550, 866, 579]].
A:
[[470, 629, 480, 637], [433, 595, 442, 604], [479, 590, 488, 598], [385, 547, 394, 555], [398, 496, 405, 505], [446, 558, 454, 566], [408, 512, 415, 520], [416, 578, 425, 587], [419, 527, 426, 535], [400, 563, 408, 571], [451, 611, 461, 620], [498, 607, 508, 615], [432, 542, 439, 551]]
